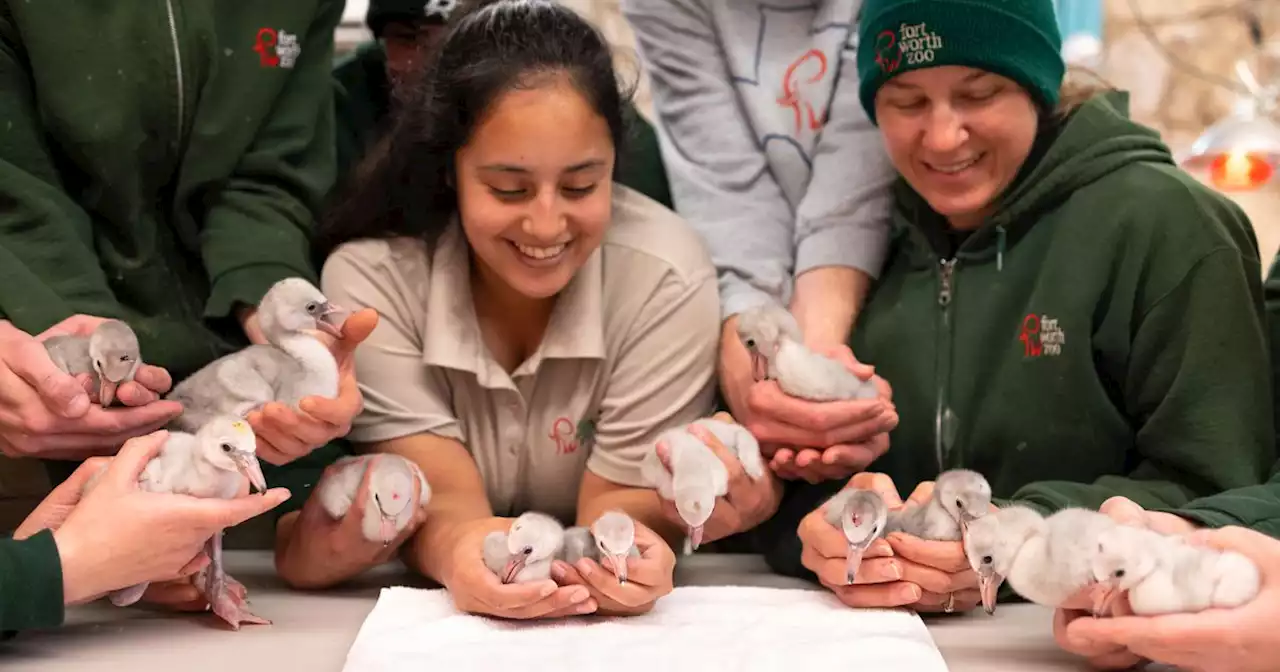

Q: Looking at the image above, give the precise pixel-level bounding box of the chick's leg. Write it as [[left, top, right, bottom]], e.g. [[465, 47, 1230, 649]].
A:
[[203, 532, 271, 629]]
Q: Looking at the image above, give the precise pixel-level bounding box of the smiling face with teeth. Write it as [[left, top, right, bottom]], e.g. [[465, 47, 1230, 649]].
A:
[[455, 72, 615, 302], [874, 66, 1040, 230]]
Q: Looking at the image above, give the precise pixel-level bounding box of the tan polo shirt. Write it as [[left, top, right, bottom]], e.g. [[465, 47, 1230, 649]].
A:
[[320, 186, 720, 521]]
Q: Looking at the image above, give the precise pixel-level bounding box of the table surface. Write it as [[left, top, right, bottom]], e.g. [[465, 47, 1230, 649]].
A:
[[1, 551, 1094, 672]]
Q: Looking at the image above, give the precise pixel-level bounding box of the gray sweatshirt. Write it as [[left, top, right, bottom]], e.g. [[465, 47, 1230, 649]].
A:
[[623, 0, 895, 320]]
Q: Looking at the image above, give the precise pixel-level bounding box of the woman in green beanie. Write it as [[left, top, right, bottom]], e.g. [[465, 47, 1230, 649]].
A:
[[758, 0, 1275, 617]]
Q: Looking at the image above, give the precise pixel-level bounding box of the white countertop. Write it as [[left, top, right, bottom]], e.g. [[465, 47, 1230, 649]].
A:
[[0, 551, 1093, 672]]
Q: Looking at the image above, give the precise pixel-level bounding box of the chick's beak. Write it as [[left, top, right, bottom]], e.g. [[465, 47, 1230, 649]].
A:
[[748, 349, 767, 382], [607, 553, 629, 585], [1090, 581, 1121, 618], [688, 525, 704, 552], [316, 302, 347, 339], [233, 454, 268, 494], [98, 378, 119, 408], [844, 543, 867, 586], [501, 555, 527, 585], [978, 567, 1003, 615]]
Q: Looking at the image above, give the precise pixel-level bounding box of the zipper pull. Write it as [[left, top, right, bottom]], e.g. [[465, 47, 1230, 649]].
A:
[[996, 225, 1007, 272], [938, 259, 956, 307]]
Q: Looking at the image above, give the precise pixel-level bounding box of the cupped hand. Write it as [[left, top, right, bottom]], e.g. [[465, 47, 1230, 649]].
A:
[[552, 520, 675, 616], [276, 454, 427, 589], [247, 309, 377, 465], [36, 314, 174, 406], [49, 430, 291, 605], [1099, 496, 1201, 536], [654, 412, 782, 546], [1062, 526, 1280, 672], [0, 321, 183, 459], [800, 473, 917, 607], [443, 517, 596, 619]]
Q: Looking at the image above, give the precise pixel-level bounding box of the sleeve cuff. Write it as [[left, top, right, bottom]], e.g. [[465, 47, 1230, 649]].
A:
[[1154, 506, 1245, 530], [1, 530, 66, 631], [585, 455, 650, 489], [204, 263, 318, 320], [794, 216, 890, 280]]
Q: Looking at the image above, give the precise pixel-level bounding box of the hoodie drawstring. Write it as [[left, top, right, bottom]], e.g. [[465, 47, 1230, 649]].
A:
[[996, 225, 1007, 272]]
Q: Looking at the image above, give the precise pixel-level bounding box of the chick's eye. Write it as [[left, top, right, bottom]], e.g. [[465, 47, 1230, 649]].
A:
[[955, 499, 964, 509], [982, 555, 993, 565], [119, 354, 132, 362], [522, 546, 533, 555], [1114, 569, 1126, 579], [745, 338, 756, 347], [221, 443, 234, 453], [305, 302, 319, 314]]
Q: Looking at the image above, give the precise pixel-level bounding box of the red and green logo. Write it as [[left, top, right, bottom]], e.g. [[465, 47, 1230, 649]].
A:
[[874, 29, 902, 74]]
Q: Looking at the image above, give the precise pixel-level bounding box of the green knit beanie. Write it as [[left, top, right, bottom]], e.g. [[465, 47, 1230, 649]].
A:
[[367, 0, 461, 37], [856, 0, 1065, 124]]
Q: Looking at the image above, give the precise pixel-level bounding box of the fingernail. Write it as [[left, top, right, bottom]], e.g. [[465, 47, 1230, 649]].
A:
[[577, 561, 594, 577], [906, 584, 922, 601], [551, 563, 566, 581], [569, 587, 590, 602], [688, 425, 710, 442], [539, 583, 557, 598], [888, 561, 902, 580], [577, 599, 598, 614]]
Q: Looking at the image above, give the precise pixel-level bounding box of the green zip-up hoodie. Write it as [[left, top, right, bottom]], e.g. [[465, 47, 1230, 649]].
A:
[[760, 92, 1275, 577], [331, 41, 676, 209], [0, 1, 348, 631]]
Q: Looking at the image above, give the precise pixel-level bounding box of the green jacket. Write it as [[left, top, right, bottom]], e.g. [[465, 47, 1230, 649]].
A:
[[0, 532, 63, 633], [1173, 255, 1280, 538], [761, 92, 1275, 576], [0, 2, 350, 629], [0, 0, 341, 379], [332, 41, 675, 208]]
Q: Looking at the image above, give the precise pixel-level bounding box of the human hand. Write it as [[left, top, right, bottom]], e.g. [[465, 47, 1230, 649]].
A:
[[0, 321, 182, 459], [748, 344, 896, 483], [1099, 496, 1201, 536], [552, 520, 675, 616], [13, 456, 111, 540], [1060, 526, 1280, 672], [442, 517, 596, 619], [35, 314, 174, 406], [654, 412, 782, 547], [882, 481, 987, 613], [50, 429, 291, 605], [276, 454, 427, 589], [247, 309, 377, 465], [799, 473, 917, 606]]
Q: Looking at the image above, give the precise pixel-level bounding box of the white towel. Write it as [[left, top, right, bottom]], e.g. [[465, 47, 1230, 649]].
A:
[[342, 585, 949, 672]]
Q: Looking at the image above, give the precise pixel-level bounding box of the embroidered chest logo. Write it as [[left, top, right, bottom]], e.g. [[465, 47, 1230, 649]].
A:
[[549, 415, 598, 456], [1019, 314, 1066, 358], [254, 28, 302, 69], [877, 22, 945, 74], [776, 49, 828, 134], [424, 0, 459, 20]]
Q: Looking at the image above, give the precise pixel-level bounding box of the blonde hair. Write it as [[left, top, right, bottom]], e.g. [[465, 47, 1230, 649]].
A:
[[1053, 66, 1118, 119]]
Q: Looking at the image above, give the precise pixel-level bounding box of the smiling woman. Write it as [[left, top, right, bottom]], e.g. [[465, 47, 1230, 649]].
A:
[[764, 0, 1275, 620], [302, 0, 729, 619]]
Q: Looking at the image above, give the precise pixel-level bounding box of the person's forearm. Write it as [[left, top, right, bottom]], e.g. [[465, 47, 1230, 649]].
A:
[[407, 491, 497, 584], [790, 267, 870, 348], [717, 316, 754, 421]]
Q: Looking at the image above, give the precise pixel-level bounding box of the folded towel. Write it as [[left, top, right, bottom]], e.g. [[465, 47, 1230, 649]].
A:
[[343, 585, 949, 671]]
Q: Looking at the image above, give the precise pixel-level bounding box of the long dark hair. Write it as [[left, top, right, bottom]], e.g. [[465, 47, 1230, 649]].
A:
[[314, 0, 630, 261]]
